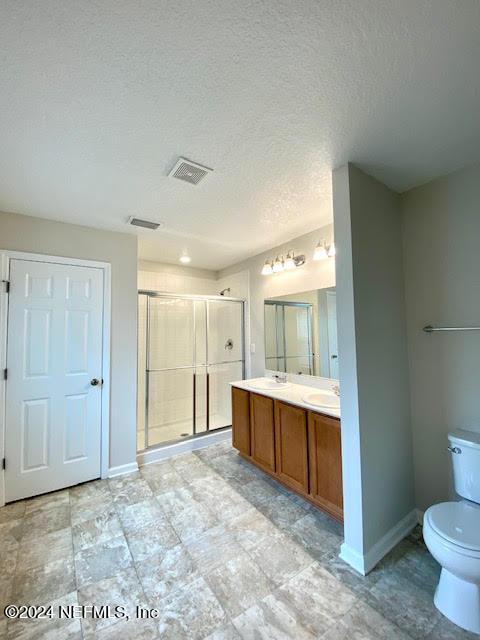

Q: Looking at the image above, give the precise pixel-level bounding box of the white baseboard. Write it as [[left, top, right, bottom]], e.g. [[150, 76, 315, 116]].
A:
[[340, 508, 418, 575], [137, 428, 232, 468], [339, 543, 368, 575], [108, 461, 139, 478]]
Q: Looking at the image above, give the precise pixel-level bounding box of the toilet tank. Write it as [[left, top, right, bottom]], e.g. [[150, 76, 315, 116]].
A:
[[449, 430, 480, 503]]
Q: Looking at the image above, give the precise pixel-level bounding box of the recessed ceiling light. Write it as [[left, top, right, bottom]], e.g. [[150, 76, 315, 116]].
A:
[[179, 254, 191, 264]]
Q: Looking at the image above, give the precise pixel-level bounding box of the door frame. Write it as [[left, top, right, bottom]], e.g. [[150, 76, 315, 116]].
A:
[[0, 250, 112, 506]]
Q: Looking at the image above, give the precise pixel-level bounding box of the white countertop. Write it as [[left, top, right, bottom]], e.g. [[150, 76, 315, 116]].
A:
[[231, 377, 341, 419]]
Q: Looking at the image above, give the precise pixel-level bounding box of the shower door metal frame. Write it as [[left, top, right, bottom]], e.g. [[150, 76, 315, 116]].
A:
[[264, 300, 314, 375], [139, 290, 246, 451]]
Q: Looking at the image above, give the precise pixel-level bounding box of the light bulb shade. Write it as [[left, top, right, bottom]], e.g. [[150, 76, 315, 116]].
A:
[[327, 242, 336, 257], [313, 243, 328, 261], [284, 251, 296, 270], [272, 256, 284, 272], [179, 255, 191, 263], [261, 260, 273, 275]]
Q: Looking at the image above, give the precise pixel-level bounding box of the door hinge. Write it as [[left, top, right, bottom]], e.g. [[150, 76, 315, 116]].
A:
[[2, 280, 9, 293], [1, 458, 5, 471], [3, 369, 7, 380]]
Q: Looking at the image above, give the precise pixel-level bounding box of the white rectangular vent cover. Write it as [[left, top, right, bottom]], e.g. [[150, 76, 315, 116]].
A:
[[128, 217, 164, 230], [168, 157, 213, 185]]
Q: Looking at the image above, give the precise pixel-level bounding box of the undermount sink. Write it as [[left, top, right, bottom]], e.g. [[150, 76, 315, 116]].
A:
[[302, 391, 340, 409], [247, 378, 291, 390]]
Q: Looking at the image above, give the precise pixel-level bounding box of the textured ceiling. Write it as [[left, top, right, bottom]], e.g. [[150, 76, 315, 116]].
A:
[[1, 1, 480, 269]]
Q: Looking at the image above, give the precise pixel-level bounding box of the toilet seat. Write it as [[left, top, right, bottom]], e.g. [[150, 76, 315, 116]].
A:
[[425, 501, 480, 555]]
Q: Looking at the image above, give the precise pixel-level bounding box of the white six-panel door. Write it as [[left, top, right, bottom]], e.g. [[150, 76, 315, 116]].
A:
[[5, 259, 104, 501]]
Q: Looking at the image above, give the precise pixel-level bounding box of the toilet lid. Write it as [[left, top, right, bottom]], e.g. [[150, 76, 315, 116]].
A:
[[427, 502, 480, 552]]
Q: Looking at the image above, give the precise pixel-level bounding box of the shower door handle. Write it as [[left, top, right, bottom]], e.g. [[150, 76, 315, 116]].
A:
[[193, 373, 196, 435], [206, 372, 210, 431]]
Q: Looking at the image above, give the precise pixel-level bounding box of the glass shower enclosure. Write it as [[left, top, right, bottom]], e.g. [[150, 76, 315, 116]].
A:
[[264, 300, 313, 375], [137, 292, 245, 451]]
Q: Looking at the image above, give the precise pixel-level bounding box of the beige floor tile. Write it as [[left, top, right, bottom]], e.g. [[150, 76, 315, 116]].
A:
[[184, 525, 239, 574], [204, 622, 241, 640], [124, 519, 179, 563], [6, 591, 82, 640], [169, 503, 219, 542], [16, 527, 73, 572], [232, 594, 316, 640], [22, 506, 70, 541], [74, 535, 133, 587], [92, 617, 159, 640], [72, 506, 122, 551], [322, 600, 411, 639], [136, 543, 200, 603], [69, 480, 110, 507], [0, 519, 25, 545], [77, 568, 147, 640], [246, 531, 313, 587], [206, 551, 274, 617], [226, 508, 279, 550], [70, 493, 113, 526], [0, 502, 26, 525], [12, 558, 75, 604], [116, 498, 164, 533], [157, 576, 227, 640], [276, 562, 357, 636], [109, 475, 153, 507], [24, 490, 70, 515]]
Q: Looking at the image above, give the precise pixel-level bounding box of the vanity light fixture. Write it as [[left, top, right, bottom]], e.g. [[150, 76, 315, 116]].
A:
[[261, 260, 273, 276], [260, 252, 306, 275], [284, 251, 296, 270], [313, 241, 328, 261], [313, 239, 335, 260], [272, 256, 284, 273]]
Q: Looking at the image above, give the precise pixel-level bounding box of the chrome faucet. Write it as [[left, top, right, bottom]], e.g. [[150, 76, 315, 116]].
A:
[[332, 384, 340, 397], [273, 373, 287, 383]]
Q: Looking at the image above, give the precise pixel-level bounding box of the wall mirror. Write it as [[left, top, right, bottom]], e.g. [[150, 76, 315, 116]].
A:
[[264, 287, 338, 378]]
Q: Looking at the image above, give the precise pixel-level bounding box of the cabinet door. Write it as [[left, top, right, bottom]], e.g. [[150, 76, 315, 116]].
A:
[[250, 393, 275, 473], [231, 387, 251, 456], [274, 401, 308, 494], [308, 412, 343, 520]]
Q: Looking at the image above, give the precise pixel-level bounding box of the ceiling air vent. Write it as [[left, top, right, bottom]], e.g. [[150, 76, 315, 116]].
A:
[[128, 217, 164, 230], [168, 157, 213, 185]]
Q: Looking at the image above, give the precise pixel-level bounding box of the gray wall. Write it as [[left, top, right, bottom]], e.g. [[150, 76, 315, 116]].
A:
[[402, 164, 480, 512], [333, 165, 415, 566], [219, 226, 336, 376], [0, 210, 138, 469]]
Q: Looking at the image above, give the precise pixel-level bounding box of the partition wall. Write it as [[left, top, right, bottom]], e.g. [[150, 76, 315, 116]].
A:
[[137, 292, 245, 450]]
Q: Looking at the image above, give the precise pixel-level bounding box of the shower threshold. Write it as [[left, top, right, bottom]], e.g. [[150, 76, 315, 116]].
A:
[[137, 414, 231, 451]]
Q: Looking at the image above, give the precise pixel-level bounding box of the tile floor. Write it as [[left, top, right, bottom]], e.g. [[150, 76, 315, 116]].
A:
[[0, 441, 475, 639]]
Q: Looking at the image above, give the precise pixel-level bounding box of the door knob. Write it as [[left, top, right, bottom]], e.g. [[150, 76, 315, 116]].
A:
[[90, 378, 102, 386]]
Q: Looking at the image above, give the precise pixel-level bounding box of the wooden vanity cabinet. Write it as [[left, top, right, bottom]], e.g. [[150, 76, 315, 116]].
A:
[[231, 387, 251, 456], [274, 401, 309, 494], [231, 387, 343, 522], [249, 392, 275, 473], [308, 411, 343, 520]]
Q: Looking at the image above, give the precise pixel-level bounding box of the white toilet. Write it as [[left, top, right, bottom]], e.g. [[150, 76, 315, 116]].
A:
[[423, 429, 480, 635]]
